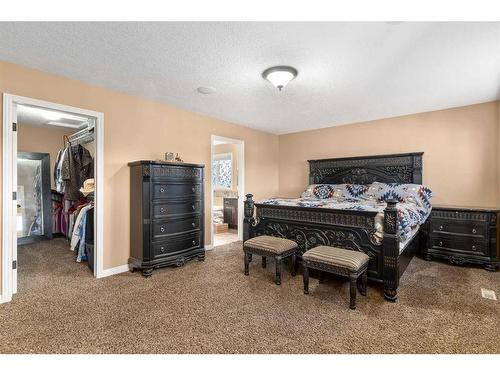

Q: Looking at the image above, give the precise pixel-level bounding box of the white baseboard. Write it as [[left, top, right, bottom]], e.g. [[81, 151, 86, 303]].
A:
[[206, 245, 214, 250], [0, 293, 11, 304], [98, 264, 130, 278]]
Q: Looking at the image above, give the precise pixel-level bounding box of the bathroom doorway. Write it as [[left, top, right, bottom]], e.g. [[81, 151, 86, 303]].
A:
[[210, 135, 244, 248]]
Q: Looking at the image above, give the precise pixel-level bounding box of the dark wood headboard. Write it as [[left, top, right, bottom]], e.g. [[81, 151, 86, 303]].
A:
[[308, 152, 423, 185]]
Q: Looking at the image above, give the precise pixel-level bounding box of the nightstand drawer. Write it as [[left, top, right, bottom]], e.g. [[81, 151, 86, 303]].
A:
[[430, 235, 488, 256], [430, 219, 487, 238], [431, 209, 490, 222]]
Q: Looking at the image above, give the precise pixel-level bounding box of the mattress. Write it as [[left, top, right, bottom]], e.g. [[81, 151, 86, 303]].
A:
[[399, 225, 419, 253]]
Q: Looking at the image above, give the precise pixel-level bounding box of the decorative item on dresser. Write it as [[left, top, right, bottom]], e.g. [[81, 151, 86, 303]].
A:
[[423, 206, 499, 272], [164, 152, 175, 162], [128, 160, 205, 277]]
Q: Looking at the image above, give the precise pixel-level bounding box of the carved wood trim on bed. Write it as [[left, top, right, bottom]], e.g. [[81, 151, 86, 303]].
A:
[[308, 152, 423, 185], [244, 152, 425, 303], [257, 205, 377, 229]]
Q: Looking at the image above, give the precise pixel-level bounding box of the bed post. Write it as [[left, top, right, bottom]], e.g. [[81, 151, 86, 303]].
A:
[[243, 194, 255, 242], [383, 199, 400, 302]]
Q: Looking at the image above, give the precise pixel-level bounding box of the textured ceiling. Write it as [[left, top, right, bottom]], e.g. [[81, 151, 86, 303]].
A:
[[1, 22, 499, 134]]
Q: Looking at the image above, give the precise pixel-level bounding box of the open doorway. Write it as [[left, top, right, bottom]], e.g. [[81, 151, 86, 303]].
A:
[[2, 94, 104, 303], [210, 135, 244, 248]]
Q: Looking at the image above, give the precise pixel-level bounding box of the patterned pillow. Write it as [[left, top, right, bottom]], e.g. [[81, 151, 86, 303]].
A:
[[302, 184, 328, 198], [369, 182, 432, 208], [301, 184, 369, 200], [363, 184, 380, 202], [342, 184, 370, 199], [312, 184, 335, 199]]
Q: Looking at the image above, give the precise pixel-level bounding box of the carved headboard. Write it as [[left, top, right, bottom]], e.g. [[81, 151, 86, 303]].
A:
[[308, 152, 423, 185]]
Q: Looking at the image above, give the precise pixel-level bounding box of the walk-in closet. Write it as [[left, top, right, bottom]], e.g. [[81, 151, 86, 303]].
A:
[[16, 104, 96, 283]]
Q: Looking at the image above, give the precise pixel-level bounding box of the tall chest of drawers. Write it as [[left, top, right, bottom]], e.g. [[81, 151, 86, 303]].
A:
[[423, 206, 499, 272], [128, 161, 205, 277]]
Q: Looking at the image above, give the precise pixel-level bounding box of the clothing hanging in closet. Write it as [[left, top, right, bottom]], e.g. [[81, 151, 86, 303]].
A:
[[70, 201, 94, 263], [53, 142, 94, 239], [85, 207, 94, 272], [67, 198, 87, 239], [55, 144, 94, 201], [51, 190, 66, 235], [54, 148, 67, 193], [62, 144, 93, 201]]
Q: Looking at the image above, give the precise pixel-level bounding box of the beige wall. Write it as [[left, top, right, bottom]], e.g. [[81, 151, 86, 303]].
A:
[[0, 60, 280, 282], [279, 101, 500, 207], [17, 124, 74, 189]]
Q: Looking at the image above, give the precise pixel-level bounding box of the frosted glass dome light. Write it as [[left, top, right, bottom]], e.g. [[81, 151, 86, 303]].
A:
[[262, 66, 298, 91]]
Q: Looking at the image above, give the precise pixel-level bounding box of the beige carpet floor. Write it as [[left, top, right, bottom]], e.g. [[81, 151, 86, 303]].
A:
[[0, 238, 499, 354]]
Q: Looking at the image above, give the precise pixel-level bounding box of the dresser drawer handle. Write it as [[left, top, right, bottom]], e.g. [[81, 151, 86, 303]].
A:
[[192, 240, 196, 245], [438, 241, 444, 247], [160, 207, 166, 213], [472, 228, 477, 234], [192, 205, 196, 210], [160, 227, 165, 233], [191, 222, 196, 227], [191, 187, 196, 193], [160, 187, 166, 193], [472, 245, 476, 251], [438, 225, 443, 231], [160, 246, 165, 253]]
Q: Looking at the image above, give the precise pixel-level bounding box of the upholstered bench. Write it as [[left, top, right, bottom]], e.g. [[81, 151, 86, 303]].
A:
[[302, 246, 369, 309], [243, 235, 298, 285]]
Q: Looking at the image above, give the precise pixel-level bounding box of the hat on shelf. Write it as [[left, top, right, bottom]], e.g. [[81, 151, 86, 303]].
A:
[[80, 178, 95, 196]]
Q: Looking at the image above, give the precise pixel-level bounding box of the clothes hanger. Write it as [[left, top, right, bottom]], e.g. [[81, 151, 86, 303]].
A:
[[63, 134, 70, 148]]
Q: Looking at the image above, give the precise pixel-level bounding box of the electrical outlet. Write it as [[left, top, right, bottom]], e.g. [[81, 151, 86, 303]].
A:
[[481, 288, 497, 301]]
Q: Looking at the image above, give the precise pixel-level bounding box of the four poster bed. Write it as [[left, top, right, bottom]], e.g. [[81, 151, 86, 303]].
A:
[[243, 152, 431, 302]]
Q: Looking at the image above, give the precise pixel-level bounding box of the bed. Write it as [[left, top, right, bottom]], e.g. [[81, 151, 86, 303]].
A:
[[243, 152, 431, 302]]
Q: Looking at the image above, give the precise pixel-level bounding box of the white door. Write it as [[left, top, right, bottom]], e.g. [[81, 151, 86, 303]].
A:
[[12, 103, 18, 294]]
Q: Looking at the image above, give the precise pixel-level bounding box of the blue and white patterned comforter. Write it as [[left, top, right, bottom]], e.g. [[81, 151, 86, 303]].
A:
[[257, 182, 433, 243]]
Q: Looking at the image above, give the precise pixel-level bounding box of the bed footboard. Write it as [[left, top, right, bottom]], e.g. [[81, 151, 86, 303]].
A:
[[243, 194, 385, 279], [243, 194, 413, 302], [243, 194, 257, 242]]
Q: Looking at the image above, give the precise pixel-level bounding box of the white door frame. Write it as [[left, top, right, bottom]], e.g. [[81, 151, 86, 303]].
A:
[[210, 135, 245, 248], [1, 94, 105, 304]]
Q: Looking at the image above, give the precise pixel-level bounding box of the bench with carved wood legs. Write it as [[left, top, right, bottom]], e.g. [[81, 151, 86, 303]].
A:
[[302, 246, 369, 310], [243, 235, 298, 285]]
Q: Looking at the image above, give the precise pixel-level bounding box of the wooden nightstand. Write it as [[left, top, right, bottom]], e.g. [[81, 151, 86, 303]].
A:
[[423, 206, 499, 272]]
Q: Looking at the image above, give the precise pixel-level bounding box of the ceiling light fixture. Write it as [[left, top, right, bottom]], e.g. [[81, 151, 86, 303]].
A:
[[262, 66, 298, 91], [197, 86, 216, 95]]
